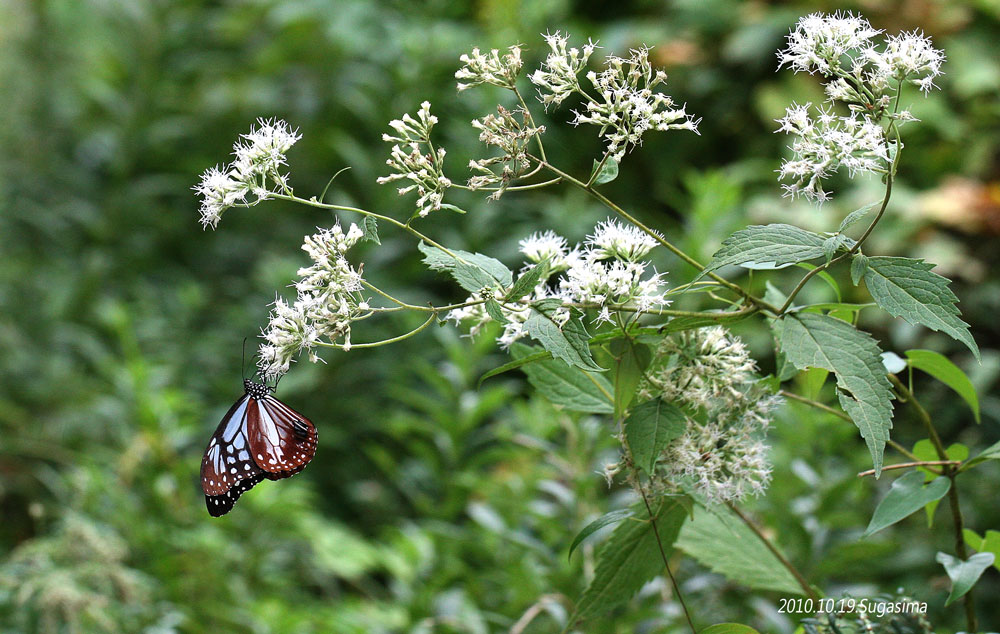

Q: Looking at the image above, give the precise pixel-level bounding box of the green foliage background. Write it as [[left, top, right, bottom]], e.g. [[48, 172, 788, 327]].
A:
[[1, 0, 998, 631]]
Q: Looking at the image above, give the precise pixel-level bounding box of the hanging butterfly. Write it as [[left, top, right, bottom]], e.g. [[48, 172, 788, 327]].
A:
[[200, 378, 317, 517]]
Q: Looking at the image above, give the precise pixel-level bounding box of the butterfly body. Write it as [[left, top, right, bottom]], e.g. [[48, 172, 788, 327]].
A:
[[201, 379, 317, 516]]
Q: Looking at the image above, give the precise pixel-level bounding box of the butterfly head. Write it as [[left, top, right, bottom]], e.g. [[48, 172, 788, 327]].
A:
[[243, 379, 274, 399]]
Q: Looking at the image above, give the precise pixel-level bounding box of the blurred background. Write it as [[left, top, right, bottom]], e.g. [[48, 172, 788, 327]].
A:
[[1, 0, 998, 632]]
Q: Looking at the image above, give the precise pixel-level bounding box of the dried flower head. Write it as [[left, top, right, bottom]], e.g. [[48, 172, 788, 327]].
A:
[[467, 106, 544, 200]]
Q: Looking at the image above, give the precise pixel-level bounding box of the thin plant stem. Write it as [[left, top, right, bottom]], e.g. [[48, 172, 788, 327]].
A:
[[889, 374, 977, 631], [857, 460, 960, 478], [726, 502, 818, 601], [316, 313, 437, 350], [638, 485, 697, 634]]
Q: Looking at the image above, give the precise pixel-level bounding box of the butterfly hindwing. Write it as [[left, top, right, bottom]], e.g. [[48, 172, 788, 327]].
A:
[[247, 395, 318, 477], [205, 472, 266, 517]]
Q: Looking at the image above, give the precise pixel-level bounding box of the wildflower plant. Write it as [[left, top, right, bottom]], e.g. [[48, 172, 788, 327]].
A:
[[194, 13, 984, 632]]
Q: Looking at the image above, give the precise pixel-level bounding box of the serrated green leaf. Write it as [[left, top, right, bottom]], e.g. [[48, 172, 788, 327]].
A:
[[700, 624, 761, 634], [937, 551, 995, 606], [510, 344, 611, 413], [571, 499, 687, 621], [361, 215, 380, 245], [484, 299, 508, 324], [524, 300, 604, 372], [863, 470, 950, 537], [822, 235, 841, 263], [625, 399, 687, 474], [838, 201, 878, 233], [862, 256, 979, 360], [568, 509, 634, 560], [906, 349, 980, 423], [702, 224, 826, 275], [506, 259, 548, 302], [591, 157, 620, 185], [418, 242, 512, 292], [477, 347, 551, 388], [611, 339, 651, 419], [776, 313, 894, 475], [676, 505, 805, 595], [850, 253, 868, 285]]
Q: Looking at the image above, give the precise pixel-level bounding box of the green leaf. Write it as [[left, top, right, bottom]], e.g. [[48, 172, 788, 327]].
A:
[[657, 311, 755, 334], [863, 470, 950, 537], [963, 439, 1000, 470], [795, 263, 842, 302], [850, 253, 868, 286], [611, 339, 651, 419], [937, 551, 995, 606], [838, 201, 878, 233], [676, 504, 805, 595], [776, 313, 894, 475], [862, 256, 979, 360], [418, 242, 512, 292], [703, 224, 827, 275], [700, 625, 761, 634], [591, 157, 619, 185], [510, 344, 612, 413], [571, 499, 687, 621], [625, 399, 687, 474], [477, 347, 551, 388], [505, 259, 548, 302], [524, 300, 604, 372], [963, 529, 1000, 571], [484, 299, 508, 324], [568, 509, 634, 560], [910, 440, 966, 526], [361, 215, 380, 245], [438, 202, 468, 214], [906, 349, 980, 423]]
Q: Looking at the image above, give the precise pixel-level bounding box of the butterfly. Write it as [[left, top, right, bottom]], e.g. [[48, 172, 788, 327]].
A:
[[200, 378, 317, 517]]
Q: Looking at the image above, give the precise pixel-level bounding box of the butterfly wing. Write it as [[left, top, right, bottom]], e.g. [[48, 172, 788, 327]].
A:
[[201, 394, 261, 496], [205, 472, 266, 517], [246, 395, 318, 478]]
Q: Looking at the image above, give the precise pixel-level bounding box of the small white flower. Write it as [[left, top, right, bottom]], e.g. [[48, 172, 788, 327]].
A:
[[869, 30, 945, 93], [777, 11, 882, 76], [529, 32, 598, 108], [193, 118, 300, 229], [456, 45, 523, 91], [586, 218, 659, 261], [377, 102, 453, 218], [518, 231, 568, 265], [467, 106, 544, 200]]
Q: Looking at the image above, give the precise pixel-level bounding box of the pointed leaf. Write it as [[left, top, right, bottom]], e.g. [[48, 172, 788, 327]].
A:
[[703, 224, 827, 275], [525, 300, 603, 372], [484, 299, 508, 324], [863, 470, 950, 537], [361, 215, 380, 245], [936, 551, 995, 606], [625, 399, 687, 474], [838, 201, 878, 233], [418, 242, 512, 292], [591, 157, 620, 185], [477, 348, 551, 388], [568, 509, 635, 560], [510, 344, 611, 413], [906, 349, 980, 423], [505, 259, 549, 302], [963, 439, 1000, 470], [571, 499, 687, 621], [862, 256, 979, 359], [963, 529, 1000, 572], [611, 339, 651, 419], [777, 313, 894, 475], [851, 253, 868, 286], [676, 505, 805, 595]]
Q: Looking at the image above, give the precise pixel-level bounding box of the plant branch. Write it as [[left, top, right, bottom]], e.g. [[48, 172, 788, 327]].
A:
[[857, 460, 960, 478], [726, 502, 818, 601]]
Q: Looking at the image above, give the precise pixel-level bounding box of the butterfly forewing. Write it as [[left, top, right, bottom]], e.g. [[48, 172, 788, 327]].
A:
[[201, 394, 261, 496], [247, 395, 318, 477]]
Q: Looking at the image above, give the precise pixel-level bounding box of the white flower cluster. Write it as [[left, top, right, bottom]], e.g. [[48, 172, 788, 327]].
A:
[[376, 102, 452, 218], [258, 223, 368, 379], [638, 327, 778, 503], [448, 219, 668, 348], [774, 12, 945, 202], [455, 45, 523, 91], [194, 118, 301, 229], [776, 103, 890, 201], [529, 32, 598, 107], [573, 47, 700, 160], [467, 106, 545, 199]]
